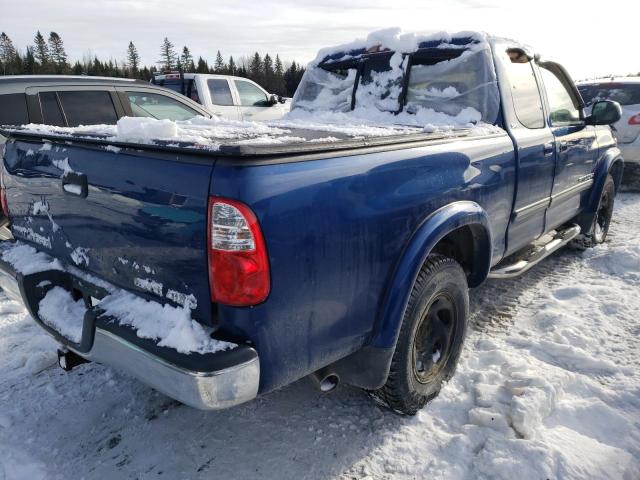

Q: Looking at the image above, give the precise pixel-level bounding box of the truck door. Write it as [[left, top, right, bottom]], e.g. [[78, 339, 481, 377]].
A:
[[232, 79, 283, 121], [499, 48, 557, 255], [537, 62, 598, 230], [204, 78, 241, 120]]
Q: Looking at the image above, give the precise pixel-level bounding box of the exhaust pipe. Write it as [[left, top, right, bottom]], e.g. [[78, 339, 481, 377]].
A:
[[310, 367, 340, 392]]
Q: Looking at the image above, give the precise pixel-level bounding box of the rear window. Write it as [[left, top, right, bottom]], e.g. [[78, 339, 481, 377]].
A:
[[0, 93, 29, 125], [294, 66, 359, 112], [58, 91, 118, 127], [578, 83, 640, 107]]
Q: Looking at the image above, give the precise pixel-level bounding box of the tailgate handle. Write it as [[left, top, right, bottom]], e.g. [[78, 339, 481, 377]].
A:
[[62, 172, 88, 198]]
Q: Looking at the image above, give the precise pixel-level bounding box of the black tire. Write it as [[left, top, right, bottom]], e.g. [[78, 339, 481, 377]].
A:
[[575, 174, 616, 248], [373, 254, 469, 415]]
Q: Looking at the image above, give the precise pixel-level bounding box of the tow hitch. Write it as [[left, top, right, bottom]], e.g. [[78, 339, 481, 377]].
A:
[[57, 348, 90, 372]]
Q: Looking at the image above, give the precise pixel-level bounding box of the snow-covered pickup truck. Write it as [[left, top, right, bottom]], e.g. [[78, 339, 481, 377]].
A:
[[0, 30, 624, 415]]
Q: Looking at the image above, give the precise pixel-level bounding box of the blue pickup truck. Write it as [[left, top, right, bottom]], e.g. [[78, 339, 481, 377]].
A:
[[0, 32, 623, 415]]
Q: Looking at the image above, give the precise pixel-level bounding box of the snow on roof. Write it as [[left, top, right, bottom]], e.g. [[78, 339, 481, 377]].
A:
[[314, 28, 488, 66], [577, 77, 640, 85]]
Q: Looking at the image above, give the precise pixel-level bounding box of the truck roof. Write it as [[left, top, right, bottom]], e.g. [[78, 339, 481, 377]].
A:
[[153, 73, 250, 82], [0, 75, 148, 86]]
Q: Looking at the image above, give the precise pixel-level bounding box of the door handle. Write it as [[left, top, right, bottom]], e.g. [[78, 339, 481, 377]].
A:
[[62, 172, 88, 198], [543, 143, 555, 156], [559, 142, 569, 153]]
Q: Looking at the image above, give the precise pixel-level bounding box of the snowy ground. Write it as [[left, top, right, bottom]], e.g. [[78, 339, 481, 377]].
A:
[[1, 194, 639, 480]]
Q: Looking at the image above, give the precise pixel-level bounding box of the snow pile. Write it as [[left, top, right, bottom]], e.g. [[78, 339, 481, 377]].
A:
[[38, 286, 86, 343], [1, 242, 235, 355], [291, 28, 500, 131], [1, 243, 63, 275], [98, 290, 233, 354]]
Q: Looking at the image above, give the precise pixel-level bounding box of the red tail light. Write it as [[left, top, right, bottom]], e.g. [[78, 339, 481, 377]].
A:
[[628, 114, 640, 125], [207, 197, 270, 306]]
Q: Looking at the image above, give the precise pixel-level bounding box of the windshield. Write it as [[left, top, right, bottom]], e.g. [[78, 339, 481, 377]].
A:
[[292, 46, 500, 125], [578, 83, 640, 107]]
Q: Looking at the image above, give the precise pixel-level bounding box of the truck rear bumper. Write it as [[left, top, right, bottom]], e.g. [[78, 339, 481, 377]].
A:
[[73, 327, 260, 410], [0, 249, 260, 410]]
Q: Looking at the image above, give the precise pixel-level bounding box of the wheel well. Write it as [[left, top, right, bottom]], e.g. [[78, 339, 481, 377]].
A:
[[430, 225, 488, 288], [609, 159, 624, 192]]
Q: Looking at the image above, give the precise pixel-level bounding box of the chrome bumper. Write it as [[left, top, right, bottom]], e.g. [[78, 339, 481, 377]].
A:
[[0, 251, 260, 411], [70, 329, 260, 410]]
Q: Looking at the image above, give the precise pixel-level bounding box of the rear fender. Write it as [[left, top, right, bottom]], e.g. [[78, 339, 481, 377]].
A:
[[371, 201, 491, 350]]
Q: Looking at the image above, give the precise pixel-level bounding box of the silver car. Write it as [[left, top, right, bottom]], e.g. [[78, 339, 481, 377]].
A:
[[578, 78, 640, 186], [0, 75, 211, 147]]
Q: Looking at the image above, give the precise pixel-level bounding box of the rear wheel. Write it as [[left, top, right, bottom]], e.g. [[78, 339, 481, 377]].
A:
[[373, 254, 468, 415]]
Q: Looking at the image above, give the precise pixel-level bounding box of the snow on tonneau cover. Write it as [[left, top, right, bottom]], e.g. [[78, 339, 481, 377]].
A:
[[0, 29, 503, 333]]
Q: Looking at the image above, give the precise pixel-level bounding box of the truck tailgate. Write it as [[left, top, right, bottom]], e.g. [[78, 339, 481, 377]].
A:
[[3, 138, 215, 324]]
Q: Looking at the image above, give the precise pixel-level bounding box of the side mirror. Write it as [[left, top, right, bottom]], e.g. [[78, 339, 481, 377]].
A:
[[268, 94, 286, 106], [586, 100, 622, 126]]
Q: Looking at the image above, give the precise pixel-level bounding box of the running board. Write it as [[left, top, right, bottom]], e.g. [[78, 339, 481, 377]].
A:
[[488, 225, 581, 279]]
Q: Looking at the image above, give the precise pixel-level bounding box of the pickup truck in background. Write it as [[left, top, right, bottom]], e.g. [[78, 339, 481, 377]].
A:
[[0, 31, 623, 415], [152, 72, 291, 121]]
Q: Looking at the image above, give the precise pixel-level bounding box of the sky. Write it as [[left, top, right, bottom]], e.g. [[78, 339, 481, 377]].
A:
[[2, 0, 637, 80]]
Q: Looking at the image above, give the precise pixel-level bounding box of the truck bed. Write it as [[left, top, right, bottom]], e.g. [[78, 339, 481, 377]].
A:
[[1, 123, 486, 159]]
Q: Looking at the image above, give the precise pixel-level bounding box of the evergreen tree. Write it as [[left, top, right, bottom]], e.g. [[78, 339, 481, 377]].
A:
[[263, 53, 274, 91], [284, 61, 305, 97], [180, 46, 193, 72], [127, 41, 140, 72], [196, 56, 209, 73], [0, 32, 18, 74], [249, 52, 263, 83], [214, 50, 225, 73], [228, 55, 236, 75], [72, 60, 84, 75], [48, 32, 68, 73], [273, 54, 285, 95], [158, 37, 177, 70], [33, 31, 50, 71], [23, 47, 36, 74]]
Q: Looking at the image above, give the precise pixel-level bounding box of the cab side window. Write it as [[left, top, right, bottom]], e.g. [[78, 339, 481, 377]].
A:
[[234, 80, 269, 107], [539, 66, 581, 126], [504, 51, 545, 128], [207, 79, 234, 106]]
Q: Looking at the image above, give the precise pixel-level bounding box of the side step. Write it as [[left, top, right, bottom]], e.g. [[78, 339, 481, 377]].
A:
[[488, 225, 581, 279]]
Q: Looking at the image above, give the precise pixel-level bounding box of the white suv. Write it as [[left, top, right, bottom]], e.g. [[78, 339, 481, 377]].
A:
[[578, 78, 640, 185], [152, 73, 291, 121]]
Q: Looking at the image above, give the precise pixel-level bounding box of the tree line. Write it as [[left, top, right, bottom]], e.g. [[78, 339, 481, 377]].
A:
[[0, 31, 306, 97]]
